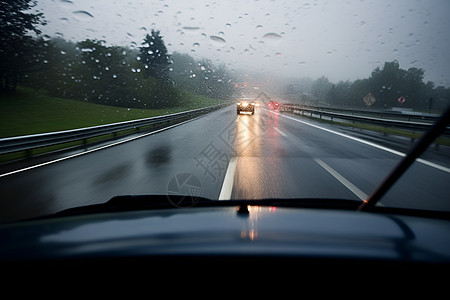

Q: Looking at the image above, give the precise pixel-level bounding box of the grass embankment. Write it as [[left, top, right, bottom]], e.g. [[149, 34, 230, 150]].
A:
[[0, 87, 222, 137], [0, 87, 224, 162]]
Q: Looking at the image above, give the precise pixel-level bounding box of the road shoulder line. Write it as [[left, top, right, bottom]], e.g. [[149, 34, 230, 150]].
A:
[[272, 110, 450, 174], [0, 118, 199, 178]]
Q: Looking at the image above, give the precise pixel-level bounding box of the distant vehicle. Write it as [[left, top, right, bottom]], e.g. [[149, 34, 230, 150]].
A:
[[267, 101, 280, 110], [237, 98, 255, 115]]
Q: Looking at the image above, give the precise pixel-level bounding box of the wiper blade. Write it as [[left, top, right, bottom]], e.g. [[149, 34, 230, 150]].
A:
[[359, 105, 450, 211]]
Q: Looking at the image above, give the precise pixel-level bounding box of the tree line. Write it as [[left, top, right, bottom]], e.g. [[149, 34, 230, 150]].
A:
[[0, 1, 235, 109], [4, 34, 236, 109], [303, 61, 450, 111]]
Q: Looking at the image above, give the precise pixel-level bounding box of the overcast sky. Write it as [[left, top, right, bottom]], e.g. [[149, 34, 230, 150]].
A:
[[36, 0, 450, 87]]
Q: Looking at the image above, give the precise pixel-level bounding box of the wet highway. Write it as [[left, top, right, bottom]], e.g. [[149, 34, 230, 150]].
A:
[[1, 105, 449, 223]]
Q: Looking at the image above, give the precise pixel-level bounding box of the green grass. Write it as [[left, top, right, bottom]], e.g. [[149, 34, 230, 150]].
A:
[[0, 87, 222, 138], [0, 87, 224, 163]]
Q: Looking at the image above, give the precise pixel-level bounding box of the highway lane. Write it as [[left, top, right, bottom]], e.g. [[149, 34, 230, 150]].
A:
[[1, 105, 449, 223]]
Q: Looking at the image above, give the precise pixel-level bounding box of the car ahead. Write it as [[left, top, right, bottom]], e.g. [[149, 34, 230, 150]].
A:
[[267, 101, 280, 110], [237, 98, 255, 115], [1, 107, 449, 279]]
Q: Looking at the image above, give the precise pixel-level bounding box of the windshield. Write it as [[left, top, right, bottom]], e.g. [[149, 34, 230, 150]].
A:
[[0, 0, 449, 223]]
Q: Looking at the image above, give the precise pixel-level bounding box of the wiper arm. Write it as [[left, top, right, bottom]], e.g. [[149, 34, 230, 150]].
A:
[[359, 105, 450, 211]]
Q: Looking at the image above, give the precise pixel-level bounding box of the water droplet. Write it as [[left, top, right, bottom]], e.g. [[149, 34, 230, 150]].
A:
[[225, 23, 231, 29], [210, 35, 226, 46], [263, 32, 282, 39], [182, 26, 201, 35], [192, 43, 200, 48], [59, 0, 73, 8], [73, 10, 94, 21], [183, 26, 200, 31]]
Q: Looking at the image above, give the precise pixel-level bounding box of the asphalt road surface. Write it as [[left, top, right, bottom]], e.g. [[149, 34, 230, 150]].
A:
[[1, 105, 449, 223]]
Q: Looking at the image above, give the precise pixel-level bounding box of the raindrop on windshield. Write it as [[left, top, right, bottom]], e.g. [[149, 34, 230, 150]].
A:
[[58, 0, 73, 8], [73, 10, 94, 21], [263, 33, 282, 39], [182, 26, 201, 35], [210, 35, 226, 46], [183, 26, 201, 31]]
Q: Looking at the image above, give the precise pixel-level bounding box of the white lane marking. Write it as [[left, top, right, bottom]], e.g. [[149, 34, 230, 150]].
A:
[[268, 109, 450, 174], [314, 158, 368, 201], [218, 157, 237, 200], [273, 127, 287, 137], [0, 118, 198, 178], [416, 158, 450, 173]]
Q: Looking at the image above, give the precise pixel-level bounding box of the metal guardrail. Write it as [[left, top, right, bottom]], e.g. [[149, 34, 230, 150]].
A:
[[284, 105, 439, 122], [0, 103, 228, 155], [280, 104, 450, 135]]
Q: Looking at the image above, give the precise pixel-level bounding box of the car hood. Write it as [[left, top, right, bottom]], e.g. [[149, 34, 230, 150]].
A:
[[1, 205, 450, 263]]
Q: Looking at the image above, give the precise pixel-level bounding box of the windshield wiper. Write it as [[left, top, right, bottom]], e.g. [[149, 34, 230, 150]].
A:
[[359, 105, 450, 211]]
